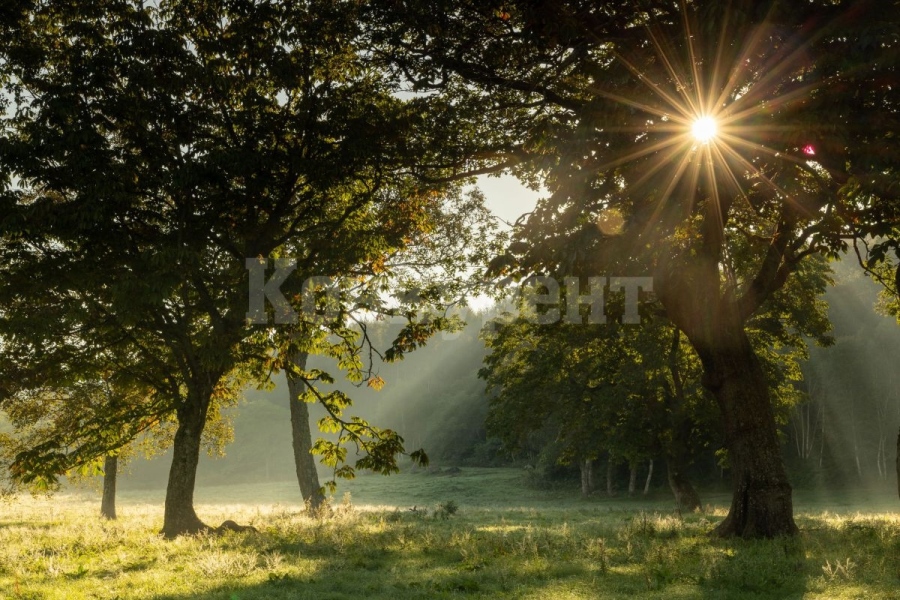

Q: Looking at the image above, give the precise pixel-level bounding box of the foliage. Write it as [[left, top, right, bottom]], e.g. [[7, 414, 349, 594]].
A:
[[0, 0, 499, 496]]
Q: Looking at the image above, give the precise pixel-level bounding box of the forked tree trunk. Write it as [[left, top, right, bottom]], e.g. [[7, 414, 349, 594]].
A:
[[100, 455, 117, 520], [657, 204, 800, 539], [286, 350, 326, 513], [667, 458, 701, 512], [698, 333, 798, 538], [579, 458, 594, 497], [162, 397, 211, 538]]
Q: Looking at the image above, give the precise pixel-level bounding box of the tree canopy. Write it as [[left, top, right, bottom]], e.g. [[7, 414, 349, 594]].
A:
[[370, 0, 899, 537]]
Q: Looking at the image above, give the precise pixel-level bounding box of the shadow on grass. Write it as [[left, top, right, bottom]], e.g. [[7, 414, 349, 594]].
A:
[[140, 519, 815, 600], [697, 535, 808, 600]]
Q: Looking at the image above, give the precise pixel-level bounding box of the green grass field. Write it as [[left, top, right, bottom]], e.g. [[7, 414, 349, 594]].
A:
[[1, 468, 899, 599]]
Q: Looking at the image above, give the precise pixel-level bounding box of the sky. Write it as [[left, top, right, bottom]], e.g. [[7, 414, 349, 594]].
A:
[[475, 174, 543, 227]]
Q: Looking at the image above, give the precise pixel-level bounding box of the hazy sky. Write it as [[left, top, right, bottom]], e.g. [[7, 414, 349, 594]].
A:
[[475, 174, 543, 226]]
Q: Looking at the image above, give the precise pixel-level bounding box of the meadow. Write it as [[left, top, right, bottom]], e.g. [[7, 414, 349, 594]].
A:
[[1, 468, 899, 599]]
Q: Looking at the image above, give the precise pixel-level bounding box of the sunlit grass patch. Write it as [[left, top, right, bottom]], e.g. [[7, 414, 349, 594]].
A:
[[2, 471, 900, 599]]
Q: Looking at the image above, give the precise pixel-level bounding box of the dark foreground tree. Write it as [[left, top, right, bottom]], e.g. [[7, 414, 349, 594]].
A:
[[0, 0, 476, 536], [373, 0, 899, 537]]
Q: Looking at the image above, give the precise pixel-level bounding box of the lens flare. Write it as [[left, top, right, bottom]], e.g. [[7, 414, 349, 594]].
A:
[[692, 116, 717, 142]]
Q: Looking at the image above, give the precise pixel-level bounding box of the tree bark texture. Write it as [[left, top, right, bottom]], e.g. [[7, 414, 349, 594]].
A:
[[100, 454, 117, 520], [660, 256, 798, 538], [698, 333, 798, 538], [579, 458, 594, 497], [286, 350, 326, 512], [162, 396, 211, 538]]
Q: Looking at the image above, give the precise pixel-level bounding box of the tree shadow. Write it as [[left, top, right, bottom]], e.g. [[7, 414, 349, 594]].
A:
[[697, 534, 808, 600]]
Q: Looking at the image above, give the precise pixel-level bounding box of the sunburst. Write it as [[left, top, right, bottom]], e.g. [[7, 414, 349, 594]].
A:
[[589, 0, 843, 249]]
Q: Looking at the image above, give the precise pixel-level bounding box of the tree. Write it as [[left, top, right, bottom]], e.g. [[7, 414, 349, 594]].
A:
[[371, 0, 898, 537], [0, 372, 233, 520], [0, 0, 480, 536]]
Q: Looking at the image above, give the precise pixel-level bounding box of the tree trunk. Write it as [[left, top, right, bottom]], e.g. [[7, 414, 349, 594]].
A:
[[667, 457, 702, 512], [628, 462, 638, 496], [162, 397, 211, 538], [698, 335, 798, 538], [100, 454, 117, 520], [606, 456, 615, 497], [896, 427, 899, 502], [643, 459, 653, 495], [286, 350, 326, 512], [662, 328, 702, 511], [579, 458, 594, 497], [657, 212, 798, 538]]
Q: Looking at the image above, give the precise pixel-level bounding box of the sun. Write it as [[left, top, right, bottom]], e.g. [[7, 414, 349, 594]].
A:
[[691, 116, 717, 143]]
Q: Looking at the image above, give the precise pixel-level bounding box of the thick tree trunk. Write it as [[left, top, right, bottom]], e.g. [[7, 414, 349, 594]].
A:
[[286, 350, 326, 513], [699, 336, 798, 538], [643, 459, 653, 495], [100, 455, 117, 520], [657, 210, 798, 538], [579, 458, 594, 497], [162, 398, 211, 538], [667, 458, 702, 512]]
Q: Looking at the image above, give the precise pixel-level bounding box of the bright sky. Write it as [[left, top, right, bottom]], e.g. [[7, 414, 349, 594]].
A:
[[475, 174, 543, 227]]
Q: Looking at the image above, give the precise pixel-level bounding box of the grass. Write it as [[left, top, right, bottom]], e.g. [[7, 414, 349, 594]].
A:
[[1, 468, 899, 599]]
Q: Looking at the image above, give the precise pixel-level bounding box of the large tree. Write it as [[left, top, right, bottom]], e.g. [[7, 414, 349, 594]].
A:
[[0, 0, 477, 536], [371, 0, 898, 536]]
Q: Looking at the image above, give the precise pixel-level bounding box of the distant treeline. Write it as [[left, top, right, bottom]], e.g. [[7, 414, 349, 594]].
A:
[[120, 262, 898, 497]]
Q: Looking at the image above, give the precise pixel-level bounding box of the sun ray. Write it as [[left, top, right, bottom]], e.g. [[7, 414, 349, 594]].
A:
[[713, 141, 812, 216], [709, 142, 751, 206], [595, 135, 689, 172], [631, 137, 696, 192], [719, 15, 843, 122], [584, 0, 847, 254], [680, 0, 707, 115], [608, 51, 696, 121], [705, 5, 735, 118], [645, 25, 702, 117], [639, 143, 698, 239], [709, 1, 783, 112], [590, 86, 694, 124], [718, 132, 819, 173], [703, 143, 740, 287], [718, 81, 823, 127]]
